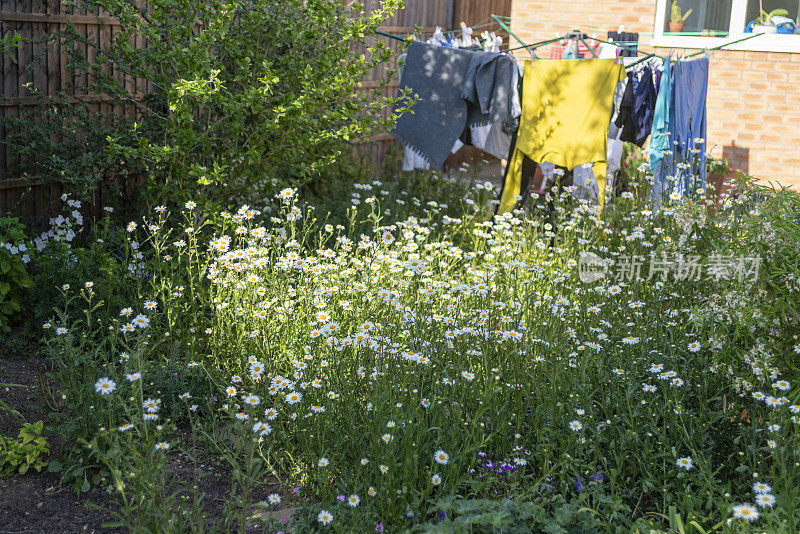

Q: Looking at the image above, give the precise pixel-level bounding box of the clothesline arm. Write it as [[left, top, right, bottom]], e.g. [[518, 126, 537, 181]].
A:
[[374, 29, 409, 41], [685, 31, 764, 57], [579, 36, 599, 58], [626, 53, 657, 69], [504, 36, 564, 53], [491, 14, 535, 57]]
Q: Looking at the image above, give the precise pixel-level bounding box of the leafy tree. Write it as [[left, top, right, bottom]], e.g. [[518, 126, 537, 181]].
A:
[[4, 0, 407, 207]]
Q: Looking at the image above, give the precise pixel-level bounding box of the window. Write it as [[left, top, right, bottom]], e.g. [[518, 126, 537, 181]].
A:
[[663, 0, 734, 35], [653, 0, 800, 53], [745, 0, 799, 26]]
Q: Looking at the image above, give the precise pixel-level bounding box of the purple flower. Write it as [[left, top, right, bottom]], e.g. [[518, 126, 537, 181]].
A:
[[576, 476, 583, 493], [337, 494, 345, 501], [590, 473, 605, 483], [375, 523, 384, 533], [292, 486, 300, 494], [437, 511, 446, 522]]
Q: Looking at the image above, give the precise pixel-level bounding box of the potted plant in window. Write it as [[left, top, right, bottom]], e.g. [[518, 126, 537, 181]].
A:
[[752, 5, 789, 34], [669, 1, 693, 33]]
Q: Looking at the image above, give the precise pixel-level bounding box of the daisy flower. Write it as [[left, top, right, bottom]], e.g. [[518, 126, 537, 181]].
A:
[[243, 394, 261, 406], [772, 380, 791, 391], [431, 474, 442, 485], [317, 510, 333, 525], [94, 378, 116, 395], [434, 450, 449, 465], [347, 494, 360, 507], [752, 481, 772, 494], [568, 420, 583, 432], [267, 493, 281, 505], [154, 442, 170, 451], [676, 457, 693, 470], [754, 493, 775, 508], [252, 421, 272, 435], [731, 503, 759, 522]]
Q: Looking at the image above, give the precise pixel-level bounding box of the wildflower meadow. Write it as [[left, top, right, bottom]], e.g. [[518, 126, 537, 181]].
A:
[[9, 165, 798, 532]]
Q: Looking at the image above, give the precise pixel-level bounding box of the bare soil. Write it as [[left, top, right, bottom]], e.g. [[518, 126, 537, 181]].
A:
[[0, 335, 294, 533]]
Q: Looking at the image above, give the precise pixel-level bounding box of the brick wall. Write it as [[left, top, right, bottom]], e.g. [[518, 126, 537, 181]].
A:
[[510, 0, 800, 187]]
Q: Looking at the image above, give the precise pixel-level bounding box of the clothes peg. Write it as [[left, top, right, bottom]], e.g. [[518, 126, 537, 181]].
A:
[[618, 24, 625, 33], [460, 21, 473, 47]]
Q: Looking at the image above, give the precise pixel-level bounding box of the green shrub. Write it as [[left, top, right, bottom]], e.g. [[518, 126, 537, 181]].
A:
[[0, 217, 33, 336], [0, 420, 50, 476], [5, 0, 408, 207]]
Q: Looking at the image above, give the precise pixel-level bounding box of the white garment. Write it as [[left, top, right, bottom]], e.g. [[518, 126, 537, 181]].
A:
[[402, 146, 431, 171], [598, 43, 620, 59], [402, 137, 466, 171]]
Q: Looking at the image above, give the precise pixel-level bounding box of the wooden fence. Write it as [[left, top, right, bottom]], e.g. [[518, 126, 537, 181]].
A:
[[0, 0, 511, 221]]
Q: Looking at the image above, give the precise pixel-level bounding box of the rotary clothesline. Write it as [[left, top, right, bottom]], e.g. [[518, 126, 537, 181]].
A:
[[383, 20, 766, 216], [376, 18, 765, 70]]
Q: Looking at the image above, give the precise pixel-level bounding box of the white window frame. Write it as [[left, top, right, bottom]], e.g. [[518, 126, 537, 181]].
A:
[[652, 0, 800, 53]]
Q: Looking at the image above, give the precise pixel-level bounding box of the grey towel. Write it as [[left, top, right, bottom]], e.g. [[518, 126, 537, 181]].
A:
[[461, 51, 514, 127], [390, 41, 515, 170]]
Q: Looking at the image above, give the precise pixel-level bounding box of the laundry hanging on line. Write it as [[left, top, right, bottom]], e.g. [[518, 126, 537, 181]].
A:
[[391, 40, 517, 170], [386, 24, 712, 215], [607, 31, 639, 57], [498, 58, 625, 214]]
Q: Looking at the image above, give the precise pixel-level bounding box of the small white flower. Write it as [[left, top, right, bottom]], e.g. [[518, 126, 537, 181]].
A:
[[731, 503, 759, 522], [94, 378, 116, 395], [754, 493, 775, 508], [317, 510, 333, 525], [772, 380, 791, 391], [434, 450, 449, 465], [752, 481, 772, 494], [676, 456, 693, 470]]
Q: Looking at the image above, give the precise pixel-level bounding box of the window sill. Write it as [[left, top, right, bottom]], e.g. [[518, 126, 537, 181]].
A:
[[650, 33, 800, 53]]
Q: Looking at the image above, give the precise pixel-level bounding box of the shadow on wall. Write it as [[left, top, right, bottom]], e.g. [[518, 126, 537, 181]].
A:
[[723, 142, 749, 175]]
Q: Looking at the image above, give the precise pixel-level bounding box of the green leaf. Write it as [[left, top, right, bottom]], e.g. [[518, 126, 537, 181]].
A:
[[48, 459, 63, 472]]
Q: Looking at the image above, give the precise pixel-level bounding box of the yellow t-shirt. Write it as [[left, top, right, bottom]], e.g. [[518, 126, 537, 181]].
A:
[[499, 59, 625, 213]]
